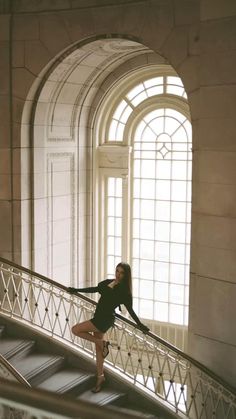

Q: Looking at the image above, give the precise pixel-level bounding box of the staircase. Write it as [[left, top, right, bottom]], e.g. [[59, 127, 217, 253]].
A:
[[0, 315, 171, 419], [0, 257, 235, 419]]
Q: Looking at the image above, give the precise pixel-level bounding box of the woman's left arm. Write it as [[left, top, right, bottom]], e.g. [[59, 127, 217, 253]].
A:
[[124, 296, 150, 333]]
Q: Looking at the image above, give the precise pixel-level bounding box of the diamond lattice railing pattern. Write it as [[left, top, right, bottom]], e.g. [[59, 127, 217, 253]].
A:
[[0, 258, 235, 419]]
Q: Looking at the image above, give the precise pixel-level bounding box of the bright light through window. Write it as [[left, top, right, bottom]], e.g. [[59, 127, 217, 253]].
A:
[[132, 108, 191, 325], [106, 177, 123, 278]]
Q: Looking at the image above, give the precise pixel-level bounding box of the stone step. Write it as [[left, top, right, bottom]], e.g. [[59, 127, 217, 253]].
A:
[[114, 405, 159, 418], [77, 387, 126, 407], [37, 367, 94, 395], [10, 353, 64, 386], [0, 337, 35, 360]]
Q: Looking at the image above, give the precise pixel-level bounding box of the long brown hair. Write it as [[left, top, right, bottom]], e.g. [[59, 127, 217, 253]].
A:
[[116, 262, 132, 296]]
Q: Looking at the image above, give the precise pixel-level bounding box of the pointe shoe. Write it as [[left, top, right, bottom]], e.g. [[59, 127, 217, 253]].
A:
[[102, 341, 110, 358], [91, 374, 105, 393]]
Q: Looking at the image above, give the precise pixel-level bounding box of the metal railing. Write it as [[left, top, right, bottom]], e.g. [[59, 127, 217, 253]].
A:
[[0, 354, 30, 386], [0, 257, 235, 419]]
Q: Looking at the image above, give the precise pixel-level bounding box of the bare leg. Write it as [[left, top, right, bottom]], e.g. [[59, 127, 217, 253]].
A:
[[94, 331, 105, 376], [71, 320, 104, 351], [71, 320, 106, 392]]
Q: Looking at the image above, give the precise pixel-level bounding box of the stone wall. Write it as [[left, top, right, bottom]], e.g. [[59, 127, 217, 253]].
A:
[[0, 0, 235, 386]]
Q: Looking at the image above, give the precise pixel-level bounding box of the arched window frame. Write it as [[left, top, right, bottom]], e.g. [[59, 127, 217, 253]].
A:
[[93, 66, 191, 329]]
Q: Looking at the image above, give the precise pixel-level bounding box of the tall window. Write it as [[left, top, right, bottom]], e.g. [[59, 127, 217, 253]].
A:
[[98, 70, 191, 327], [132, 108, 191, 326]]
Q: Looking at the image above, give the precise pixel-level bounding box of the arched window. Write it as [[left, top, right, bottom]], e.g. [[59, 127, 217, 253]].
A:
[[96, 68, 191, 328]]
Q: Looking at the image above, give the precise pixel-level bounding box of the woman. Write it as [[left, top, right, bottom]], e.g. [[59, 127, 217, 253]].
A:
[[67, 262, 149, 393]]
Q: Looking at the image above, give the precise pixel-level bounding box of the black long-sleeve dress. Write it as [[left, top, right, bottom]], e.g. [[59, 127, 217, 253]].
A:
[[74, 279, 143, 333]]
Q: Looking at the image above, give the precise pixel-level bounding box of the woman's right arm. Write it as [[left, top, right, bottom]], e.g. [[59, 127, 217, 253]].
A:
[[67, 286, 99, 294]]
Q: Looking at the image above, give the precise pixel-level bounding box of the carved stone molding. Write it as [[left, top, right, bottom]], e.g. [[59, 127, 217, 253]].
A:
[[98, 145, 132, 169]]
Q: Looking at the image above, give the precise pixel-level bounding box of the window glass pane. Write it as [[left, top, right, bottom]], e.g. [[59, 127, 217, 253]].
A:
[[135, 120, 146, 141], [131, 91, 148, 106], [140, 299, 153, 319], [165, 117, 180, 136], [140, 220, 155, 240], [171, 202, 187, 222], [120, 105, 133, 123], [155, 282, 168, 302], [107, 237, 114, 255], [170, 264, 185, 284], [155, 262, 169, 282], [155, 242, 169, 262], [170, 284, 184, 304], [165, 108, 186, 122], [166, 85, 185, 96], [149, 117, 164, 134], [144, 77, 163, 88], [156, 221, 170, 241], [132, 258, 140, 277], [184, 119, 192, 139], [133, 160, 140, 177], [106, 178, 123, 277], [147, 86, 163, 97], [108, 197, 115, 216], [170, 223, 186, 243], [155, 302, 168, 322], [108, 119, 118, 141], [116, 122, 125, 141], [140, 280, 154, 299], [167, 76, 184, 87], [141, 160, 155, 178], [113, 100, 127, 120], [127, 83, 144, 100], [141, 179, 155, 199], [133, 199, 140, 218], [141, 199, 154, 220], [170, 243, 185, 263], [156, 180, 170, 200], [155, 201, 170, 221], [133, 179, 140, 198], [142, 126, 157, 141], [115, 217, 122, 236], [171, 126, 188, 142], [133, 277, 139, 297], [140, 240, 154, 259], [144, 109, 164, 123], [108, 217, 114, 236], [156, 160, 171, 179], [169, 304, 184, 324], [140, 260, 154, 280], [171, 181, 186, 201], [133, 239, 140, 258], [131, 104, 191, 326]]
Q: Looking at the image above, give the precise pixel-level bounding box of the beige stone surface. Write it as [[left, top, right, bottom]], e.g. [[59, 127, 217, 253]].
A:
[[197, 117, 236, 151], [0, 15, 9, 41], [193, 182, 236, 218], [195, 150, 236, 185], [0, 201, 12, 252], [200, 50, 236, 85], [201, 17, 236, 53], [201, 0, 236, 21], [199, 85, 236, 119], [13, 14, 40, 41], [188, 331, 236, 388], [25, 40, 52, 75], [191, 244, 236, 284], [39, 14, 71, 55]]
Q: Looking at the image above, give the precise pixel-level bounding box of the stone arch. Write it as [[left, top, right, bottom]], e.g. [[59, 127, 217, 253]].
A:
[[19, 28, 196, 287]]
